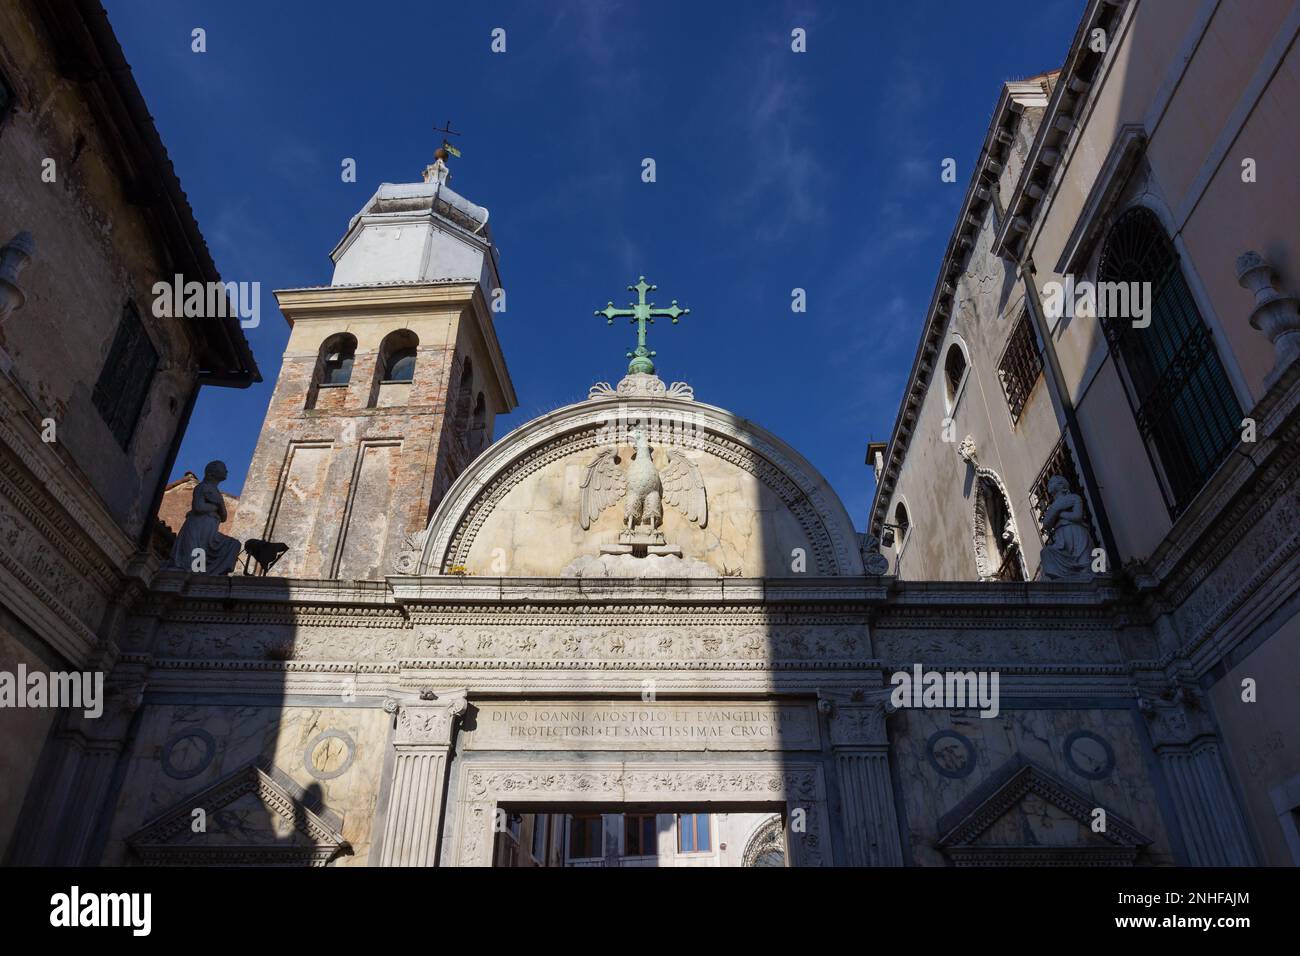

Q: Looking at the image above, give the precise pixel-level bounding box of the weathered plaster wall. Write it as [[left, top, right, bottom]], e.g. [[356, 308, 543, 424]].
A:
[[0, 1, 202, 541]]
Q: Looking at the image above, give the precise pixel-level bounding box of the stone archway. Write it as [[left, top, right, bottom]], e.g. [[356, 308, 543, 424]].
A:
[[450, 761, 832, 867]]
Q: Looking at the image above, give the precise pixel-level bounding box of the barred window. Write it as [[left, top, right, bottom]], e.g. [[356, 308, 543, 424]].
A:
[[92, 302, 158, 449], [997, 311, 1043, 424], [1098, 207, 1241, 516], [1029, 436, 1094, 544]]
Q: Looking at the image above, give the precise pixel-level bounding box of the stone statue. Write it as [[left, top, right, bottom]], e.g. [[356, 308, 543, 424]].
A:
[[1038, 475, 1095, 582], [580, 427, 706, 532], [169, 461, 242, 575]]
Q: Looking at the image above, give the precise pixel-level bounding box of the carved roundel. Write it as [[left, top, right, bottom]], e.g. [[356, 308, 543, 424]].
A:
[[1063, 730, 1115, 780], [303, 730, 356, 780], [926, 730, 976, 779], [161, 728, 217, 780]]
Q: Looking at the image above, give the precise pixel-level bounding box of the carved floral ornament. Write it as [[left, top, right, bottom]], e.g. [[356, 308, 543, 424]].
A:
[[411, 392, 865, 576]]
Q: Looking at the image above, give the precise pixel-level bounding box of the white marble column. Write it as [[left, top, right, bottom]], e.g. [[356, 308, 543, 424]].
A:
[[378, 690, 467, 867], [826, 697, 905, 866], [1141, 692, 1257, 865]]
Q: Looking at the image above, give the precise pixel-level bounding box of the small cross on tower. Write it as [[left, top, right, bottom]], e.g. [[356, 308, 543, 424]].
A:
[[595, 276, 690, 375]]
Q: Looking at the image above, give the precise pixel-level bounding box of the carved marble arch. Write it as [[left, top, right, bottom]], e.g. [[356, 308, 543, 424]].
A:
[[741, 814, 787, 867], [971, 466, 1026, 582], [416, 394, 865, 576]]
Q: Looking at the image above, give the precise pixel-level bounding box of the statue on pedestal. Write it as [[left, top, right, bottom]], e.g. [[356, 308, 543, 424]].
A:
[[1039, 475, 1095, 582], [169, 461, 241, 575]]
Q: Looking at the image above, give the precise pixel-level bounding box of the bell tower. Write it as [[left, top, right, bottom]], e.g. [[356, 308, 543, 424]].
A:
[[233, 147, 517, 579]]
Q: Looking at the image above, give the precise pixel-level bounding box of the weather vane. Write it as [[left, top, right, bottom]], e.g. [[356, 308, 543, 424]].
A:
[[433, 119, 461, 161], [595, 276, 690, 376]]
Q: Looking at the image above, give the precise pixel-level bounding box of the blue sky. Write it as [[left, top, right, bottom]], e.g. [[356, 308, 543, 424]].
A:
[[106, 0, 1080, 528]]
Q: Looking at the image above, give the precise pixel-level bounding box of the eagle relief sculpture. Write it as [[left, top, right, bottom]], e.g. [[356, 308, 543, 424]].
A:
[[567, 427, 713, 577], [582, 426, 706, 533]]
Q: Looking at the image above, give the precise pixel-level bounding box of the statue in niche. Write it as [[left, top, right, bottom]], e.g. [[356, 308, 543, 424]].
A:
[[1038, 475, 1095, 582], [169, 461, 241, 575]]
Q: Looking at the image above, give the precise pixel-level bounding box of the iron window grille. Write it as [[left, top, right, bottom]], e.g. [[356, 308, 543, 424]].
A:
[[1097, 207, 1241, 517], [997, 310, 1044, 424], [1029, 435, 1095, 545]]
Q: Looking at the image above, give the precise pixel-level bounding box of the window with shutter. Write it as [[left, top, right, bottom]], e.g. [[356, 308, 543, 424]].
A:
[[92, 303, 159, 449]]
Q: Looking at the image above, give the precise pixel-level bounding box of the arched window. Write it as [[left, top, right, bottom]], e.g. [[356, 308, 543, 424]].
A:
[[319, 333, 356, 386], [379, 329, 419, 382], [1098, 207, 1241, 515], [893, 500, 910, 550], [944, 341, 969, 410]]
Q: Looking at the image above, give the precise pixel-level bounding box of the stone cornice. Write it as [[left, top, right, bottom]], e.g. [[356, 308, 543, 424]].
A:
[[867, 76, 1055, 540]]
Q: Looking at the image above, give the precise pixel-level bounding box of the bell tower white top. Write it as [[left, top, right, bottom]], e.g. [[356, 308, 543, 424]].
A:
[[328, 136, 498, 295]]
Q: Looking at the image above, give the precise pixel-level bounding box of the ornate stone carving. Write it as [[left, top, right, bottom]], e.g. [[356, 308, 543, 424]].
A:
[[421, 401, 864, 576], [127, 759, 350, 867], [970, 466, 1025, 581], [740, 815, 786, 867], [958, 434, 978, 464], [935, 758, 1151, 866], [391, 690, 469, 747], [454, 763, 831, 866]]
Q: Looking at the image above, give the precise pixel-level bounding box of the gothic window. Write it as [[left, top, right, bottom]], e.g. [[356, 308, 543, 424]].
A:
[[997, 310, 1043, 424], [379, 329, 418, 382], [943, 340, 970, 411], [1097, 206, 1241, 516], [973, 472, 1025, 581], [567, 813, 603, 859], [677, 813, 712, 853], [93, 302, 158, 449], [624, 814, 657, 856], [319, 334, 356, 386]]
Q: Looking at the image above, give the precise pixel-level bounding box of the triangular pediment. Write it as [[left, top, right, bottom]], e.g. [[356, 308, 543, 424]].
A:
[[936, 755, 1151, 866], [127, 758, 351, 866]]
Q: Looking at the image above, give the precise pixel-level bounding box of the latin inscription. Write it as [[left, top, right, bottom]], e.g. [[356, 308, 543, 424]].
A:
[[466, 701, 819, 751]]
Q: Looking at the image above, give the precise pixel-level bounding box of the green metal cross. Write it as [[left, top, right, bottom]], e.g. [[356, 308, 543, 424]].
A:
[[595, 276, 690, 375]]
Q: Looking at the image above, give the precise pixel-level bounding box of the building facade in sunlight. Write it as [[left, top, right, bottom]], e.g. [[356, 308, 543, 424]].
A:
[[5, 0, 1296, 868], [869, 0, 1300, 864]]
